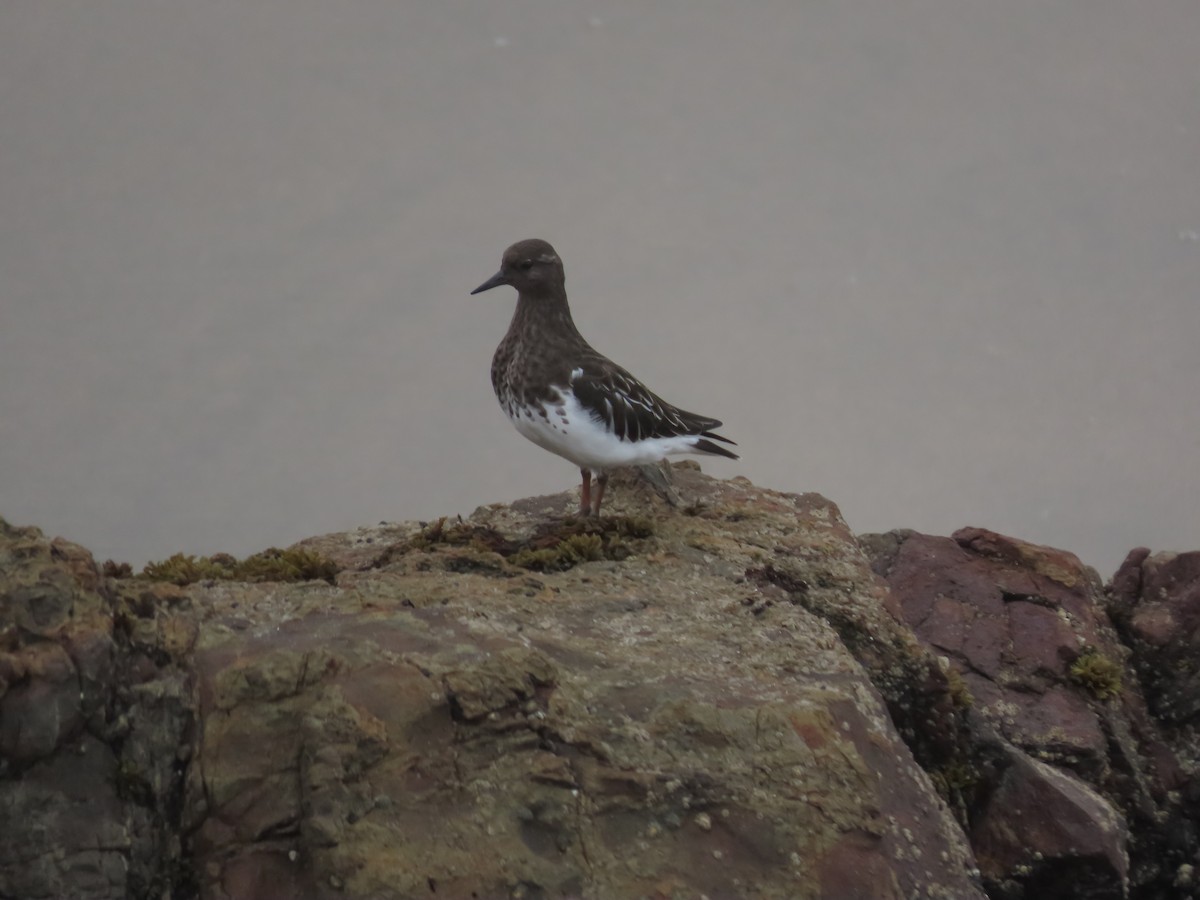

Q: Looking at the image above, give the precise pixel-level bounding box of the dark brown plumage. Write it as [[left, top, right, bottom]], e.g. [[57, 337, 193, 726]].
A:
[[472, 238, 737, 515]]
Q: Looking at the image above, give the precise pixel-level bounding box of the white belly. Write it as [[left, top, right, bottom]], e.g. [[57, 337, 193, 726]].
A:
[[507, 389, 702, 474]]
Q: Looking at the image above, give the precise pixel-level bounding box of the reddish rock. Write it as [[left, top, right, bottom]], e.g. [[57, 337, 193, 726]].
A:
[[973, 745, 1127, 898], [1006, 600, 1078, 682], [871, 529, 1112, 768], [863, 525, 1194, 899], [1108, 547, 1150, 606], [954, 527, 1091, 591], [1106, 547, 1200, 784], [815, 829, 905, 900], [1123, 550, 1200, 657]]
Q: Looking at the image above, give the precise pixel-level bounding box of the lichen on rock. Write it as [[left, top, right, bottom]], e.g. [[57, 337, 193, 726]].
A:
[[4, 467, 1195, 900]]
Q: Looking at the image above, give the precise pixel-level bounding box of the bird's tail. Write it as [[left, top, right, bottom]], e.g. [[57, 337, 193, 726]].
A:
[[693, 433, 739, 460]]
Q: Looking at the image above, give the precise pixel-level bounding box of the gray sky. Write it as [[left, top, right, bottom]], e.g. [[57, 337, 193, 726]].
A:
[[2, 1, 1198, 575]]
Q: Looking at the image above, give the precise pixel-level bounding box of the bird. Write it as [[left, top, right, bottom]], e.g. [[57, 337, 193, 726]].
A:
[[471, 238, 738, 517]]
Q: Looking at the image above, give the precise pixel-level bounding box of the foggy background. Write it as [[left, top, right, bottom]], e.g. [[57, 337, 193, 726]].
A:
[[2, 1, 1197, 576]]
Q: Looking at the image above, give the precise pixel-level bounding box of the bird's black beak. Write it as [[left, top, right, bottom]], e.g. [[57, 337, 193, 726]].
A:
[[470, 270, 508, 295]]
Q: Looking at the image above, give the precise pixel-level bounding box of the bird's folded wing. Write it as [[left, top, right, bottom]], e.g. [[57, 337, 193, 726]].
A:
[[570, 364, 722, 443]]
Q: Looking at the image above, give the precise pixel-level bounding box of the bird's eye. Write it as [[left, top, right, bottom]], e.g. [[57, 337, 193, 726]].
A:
[[517, 259, 534, 271]]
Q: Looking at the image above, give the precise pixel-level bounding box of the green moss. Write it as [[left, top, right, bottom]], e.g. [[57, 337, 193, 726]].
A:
[[946, 668, 974, 709], [140, 547, 340, 586], [929, 759, 981, 819], [141, 553, 234, 585], [507, 516, 653, 572], [403, 517, 518, 557], [510, 534, 604, 572], [930, 760, 979, 795], [604, 515, 655, 539], [506, 547, 562, 570], [557, 533, 605, 563], [1069, 648, 1123, 700], [234, 547, 341, 584]]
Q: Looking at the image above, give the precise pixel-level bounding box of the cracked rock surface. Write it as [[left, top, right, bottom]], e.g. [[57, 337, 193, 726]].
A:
[[4, 463, 1194, 899], [183, 466, 981, 899]]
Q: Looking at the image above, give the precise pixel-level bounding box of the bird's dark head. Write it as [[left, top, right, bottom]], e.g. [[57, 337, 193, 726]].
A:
[[471, 238, 565, 299]]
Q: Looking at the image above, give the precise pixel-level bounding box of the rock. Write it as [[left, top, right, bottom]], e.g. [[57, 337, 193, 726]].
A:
[[972, 743, 1127, 899], [183, 467, 984, 899], [0, 518, 194, 900], [1109, 548, 1200, 737], [1106, 547, 1200, 894], [864, 525, 1195, 899], [0, 735, 133, 900], [0, 641, 82, 765], [10, 467, 1196, 899], [866, 528, 1116, 768]]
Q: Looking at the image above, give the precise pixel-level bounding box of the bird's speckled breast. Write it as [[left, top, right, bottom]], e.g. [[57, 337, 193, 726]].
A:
[[491, 296, 581, 413]]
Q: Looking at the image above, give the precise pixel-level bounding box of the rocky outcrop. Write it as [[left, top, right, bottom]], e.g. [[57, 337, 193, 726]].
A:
[[1109, 549, 1200, 762], [180, 468, 982, 899], [1, 465, 1196, 899], [862, 527, 1197, 899], [0, 522, 194, 899]]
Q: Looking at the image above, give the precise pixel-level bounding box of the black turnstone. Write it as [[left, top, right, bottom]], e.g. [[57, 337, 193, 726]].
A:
[[472, 238, 738, 516]]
